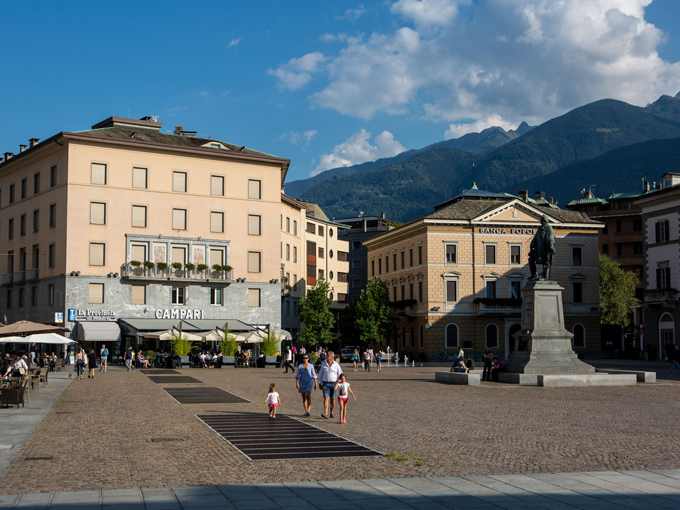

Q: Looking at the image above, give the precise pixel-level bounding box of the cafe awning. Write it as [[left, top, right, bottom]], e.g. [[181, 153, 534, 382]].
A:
[[119, 318, 256, 335], [75, 322, 121, 342], [144, 330, 202, 341]]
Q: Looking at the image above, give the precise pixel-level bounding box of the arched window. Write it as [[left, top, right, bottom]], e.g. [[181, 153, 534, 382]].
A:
[[659, 313, 675, 350], [410, 325, 415, 347], [572, 323, 585, 348], [419, 324, 424, 348], [485, 323, 499, 348], [445, 323, 458, 348], [402, 326, 406, 347]]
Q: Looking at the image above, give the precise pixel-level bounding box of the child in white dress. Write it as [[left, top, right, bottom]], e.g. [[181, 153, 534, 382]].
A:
[[333, 374, 356, 424], [264, 383, 281, 418]]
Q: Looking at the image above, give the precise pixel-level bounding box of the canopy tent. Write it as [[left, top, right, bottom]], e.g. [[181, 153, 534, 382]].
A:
[[0, 333, 76, 345], [0, 320, 70, 338], [144, 330, 202, 341]]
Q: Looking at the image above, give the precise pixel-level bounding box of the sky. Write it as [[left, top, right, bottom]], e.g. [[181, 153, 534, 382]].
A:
[[1, 0, 680, 184]]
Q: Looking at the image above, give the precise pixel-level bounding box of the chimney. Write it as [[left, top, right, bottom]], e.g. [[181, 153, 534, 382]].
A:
[[174, 125, 184, 136], [656, 182, 662, 190], [584, 190, 594, 199], [644, 180, 650, 192], [19, 145, 27, 153], [519, 190, 528, 202], [535, 190, 545, 200], [29, 138, 39, 148], [549, 197, 554, 205], [362, 218, 367, 232], [4, 152, 13, 162], [380, 212, 386, 220]]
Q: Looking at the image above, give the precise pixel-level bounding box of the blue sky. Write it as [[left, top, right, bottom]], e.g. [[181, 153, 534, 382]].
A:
[[1, 0, 680, 185]]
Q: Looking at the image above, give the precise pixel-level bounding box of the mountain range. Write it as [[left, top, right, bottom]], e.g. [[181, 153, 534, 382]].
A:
[[288, 92, 680, 223]]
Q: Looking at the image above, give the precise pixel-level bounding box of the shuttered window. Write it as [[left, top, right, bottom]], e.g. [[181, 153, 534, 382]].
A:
[[248, 288, 261, 307], [89, 243, 105, 266], [130, 244, 146, 263], [210, 212, 224, 233], [211, 175, 224, 196], [248, 215, 261, 235], [173, 171, 187, 192], [89, 283, 104, 304], [131, 285, 146, 305], [248, 179, 261, 199], [131, 205, 147, 228], [90, 202, 106, 225], [132, 167, 147, 189], [91, 163, 107, 185], [172, 209, 186, 230], [248, 251, 261, 273], [172, 246, 186, 265], [210, 249, 223, 266]]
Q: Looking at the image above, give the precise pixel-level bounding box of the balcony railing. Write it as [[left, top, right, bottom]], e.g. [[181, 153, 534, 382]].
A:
[[26, 268, 39, 281], [474, 298, 522, 315], [643, 289, 678, 306], [120, 263, 232, 282], [1, 273, 13, 286], [12, 271, 25, 285], [477, 303, 522, 314]]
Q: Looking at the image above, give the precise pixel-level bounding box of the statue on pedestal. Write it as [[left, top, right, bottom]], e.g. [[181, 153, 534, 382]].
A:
[[529, 215, 555, 280]]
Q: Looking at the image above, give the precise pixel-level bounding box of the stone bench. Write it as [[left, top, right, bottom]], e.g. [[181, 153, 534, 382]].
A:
[[537, 374, 637, 387], [595, 369, 656, 383], [435, 371, 480, 385]]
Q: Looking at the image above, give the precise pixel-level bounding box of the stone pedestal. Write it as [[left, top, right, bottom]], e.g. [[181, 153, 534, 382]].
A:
[[506, 280, 594, 375]]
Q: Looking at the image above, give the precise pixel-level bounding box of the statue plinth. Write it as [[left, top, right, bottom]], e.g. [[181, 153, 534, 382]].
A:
[[506, 280, 594, 375]]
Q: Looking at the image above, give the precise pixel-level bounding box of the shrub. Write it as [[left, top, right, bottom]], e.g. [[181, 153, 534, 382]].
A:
[[143, 261, 155, 269], [185, 262, 195, 271], [197, 264, 209, 272], [171, 262, 183, 271], [261, 331, 280, 356], [156, 262, 168, 271], [130, 260, 142, 267], [172, 334, 193, 356]]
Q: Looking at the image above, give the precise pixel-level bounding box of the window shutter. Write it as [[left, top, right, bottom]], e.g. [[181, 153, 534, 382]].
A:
[[248, 288, 260, 307], [132, 167, 147, 189], [248, 180, 261, 199], [131, 244, 146, 262], [248, 252, 261, 273], [131, 206, 146, 228], [90, 202, 105, 225], [248, 215, 261, 235], [211, 176, 224, 196], [89, 243, 105, 266], [657, 268, 662, 289], [665, 221, 670, 242], [172, 209, 186, 230], [172, 247, 186, 264], [173, 172, 186, 192], [210, 212, 224, 233], [666, 267, 671, 289], [91, 163, 107, 185], [89, 283, 104, 304], [210, 249, 223, 266], [131, 285, 146, 305]]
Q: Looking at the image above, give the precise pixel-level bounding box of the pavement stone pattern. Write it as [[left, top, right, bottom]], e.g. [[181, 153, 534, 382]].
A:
[[3, 470, 680, 509], [0, 365, 679, 495]]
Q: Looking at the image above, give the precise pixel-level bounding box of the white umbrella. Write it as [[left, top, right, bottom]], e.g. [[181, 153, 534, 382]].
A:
[[199, 330, 223, 342], [144, 330, 202, 341], [0, 333, 76, 345]]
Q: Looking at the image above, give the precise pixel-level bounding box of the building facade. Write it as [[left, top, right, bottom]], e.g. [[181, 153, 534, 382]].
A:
[[0, 116, 290, 357], [364, 189, 603, 360]]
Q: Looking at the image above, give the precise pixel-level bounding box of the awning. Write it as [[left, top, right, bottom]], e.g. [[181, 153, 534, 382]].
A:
[[119, 318, 256, 335], [0, 333, 76, 345], [143, 330, 202, 341], [76, 322, 121, 342]]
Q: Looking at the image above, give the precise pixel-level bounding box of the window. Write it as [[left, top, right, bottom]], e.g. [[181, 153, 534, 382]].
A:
[[338, 251, 348, 261], [131, 285, 146, 305], [393, 253, 397, 270], [485, 280, 497, 298], [378, 259, 382, 274], [210, 287, 223, 305], [33, 173, 40, 194], [248, 251, 261, 273], [510, 245, 521, 264], [485, 244, 496, 264], [371, 260, 375, 276], [248, 288, 261, 307], [485, 324, 499, 348], [338, 272, 348, 282], [91, 163, 107, 185], [418, 281, 423, 302], [48, 284, 54, 304], [21, 178, 27, 199], [18, 288, 24, 307], [385, 256, 389, 273], [8, 218, 13, 239], [172, 209, 187, 230], [402, 326, 406, 348], [132, 167, 148, 189], [20, 214, 26, 236], [89, 283, 104, 304], [616, 243, 622, 256], [445, 244, 456, 263], [173, 171, 187, 192], [393, 287, 397, 301], [409, 283, 414, 301], [286, 217, 290, 232], [90, 202, 106, 225], [306, 222, 315, 234], [446, 280, 457, 302], [50, 166, 57, 187], [293, 246, 297, 262], [132, 205, 147, 228], [49, 204, 56, 227], [510, 280, 522, 299], [351, 259, 362, 269], [131, 244, 146, 263], [293, 274, 298, 291], [9, 184, 14, 203], [32, 210, 39, 232], [286, 244, 290, 261], [171, 286, 185, 305], [211, 175, 224, 196], [244, 214, 261, 236], [248, 179, 261, 199], [210, 248, 224, 266], [655, 220, 670, 243], [633, 219, 642, 232], [318, 247, 324, 259], [352, 241, 362, 250], [352, 278, 362, 288], [657, 267, 671, 290], [603, 244, 609, 255], [603, 223, 608, 234], [409, 249, 413, 267], [307, 241, 316, 257], [318, 226, 324, 237], [418, 246, 422, 264], [6, 290, 11, 309], [572, 246, 583, 266], [89, 243, 105, 266], [445, 324, 459, 348], [293, 221, 297, 235], [318, 269, 324, 279], [572, 280, 584, 304], [210, 211, 224, 233], [633, 242, 643, 255], [616, 220, 622, 233], [401, 251, 405, 269], [410, 325, 415, 348], [572, 324, 585, 349], [400, 285, 405, 300], [48, 244, 55, 267]]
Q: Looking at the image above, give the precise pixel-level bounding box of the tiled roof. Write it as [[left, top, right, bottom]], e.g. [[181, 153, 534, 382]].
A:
[[608, 191, 655, 200], [566, 197, 609, 206]]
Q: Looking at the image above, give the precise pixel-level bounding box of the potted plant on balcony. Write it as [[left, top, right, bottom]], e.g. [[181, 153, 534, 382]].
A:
[[130, 260, 142, 267], [143, 260, 155, 275], [171, 262, 183, 277], [197, 263, 209, 276], [185, 262, 196, 276], [156, 262, 168, 274]]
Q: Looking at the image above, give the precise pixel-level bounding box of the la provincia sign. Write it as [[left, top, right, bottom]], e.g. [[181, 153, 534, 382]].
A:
[[155, 309, 206, 320], [71, 309, 116, 322], [479, 227, 535, 235]]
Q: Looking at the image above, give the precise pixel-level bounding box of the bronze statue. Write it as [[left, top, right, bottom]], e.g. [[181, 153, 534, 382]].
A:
[[529, 214, 555, 280]]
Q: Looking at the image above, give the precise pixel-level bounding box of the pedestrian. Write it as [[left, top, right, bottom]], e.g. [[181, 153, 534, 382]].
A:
[[318, 351, 342, 419], [465, 355, 475, 370], [295, 353, 317, 416], [29, 343, 37, 364], [99, 344, 108, 373], [75, 346, 86, 380], [668, 345, 680, 377], [456, 346, 465, 359], [376, 351, 382, 372], [491, 357, 506, 381], [334, 373, 356, 424], [283, 346, 294, 373], [87, 349, 97, 379], [482, 347, 493, 381], [264, 383, 281, 418], [124, 345, 134, 372], [363, 348, 371, 371], [353, 349, 360, 371]]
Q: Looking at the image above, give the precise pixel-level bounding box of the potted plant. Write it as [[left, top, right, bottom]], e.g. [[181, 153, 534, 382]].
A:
[[261, 331, 280, 364], [130, 260, 142, 267], [156, 262, 168, 273], [171, 333, 193, 366], [185, 262, 195, 271], [220, 325, 238, 365], [171, 262, 183, 270], [143, 260, 155, 269], [197, 263, 209, 273]]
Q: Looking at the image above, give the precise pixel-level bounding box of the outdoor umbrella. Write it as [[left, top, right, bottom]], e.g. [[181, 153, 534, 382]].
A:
[[144, 330, 202, 341], [0, 333, 75, 345], [0, 320, 70, 338]]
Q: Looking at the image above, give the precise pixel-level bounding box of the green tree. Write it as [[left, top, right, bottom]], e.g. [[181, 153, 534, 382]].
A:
[[298, 275, 335, 346], [219, 324, 238, 356], [355, 278, 396, 345], [171, 333, 193, 356], [599, 254, 639, 326], [260, 331, 280, 356], [339, 301, 361, 344]]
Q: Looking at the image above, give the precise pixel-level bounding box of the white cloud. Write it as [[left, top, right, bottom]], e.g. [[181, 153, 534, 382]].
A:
[[280, 130, 318, 146], [444, 115, 517, 139], [313, 129, 407, 175], [337, 5, 366, 21], [320, 33, 348, 43], [272, 0, 680, 127], [226, 38, 241, 49], [267, 52, 326, 90]]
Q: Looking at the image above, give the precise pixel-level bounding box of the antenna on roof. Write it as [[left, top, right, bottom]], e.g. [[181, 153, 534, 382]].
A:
[[470, 161, 478, 190]]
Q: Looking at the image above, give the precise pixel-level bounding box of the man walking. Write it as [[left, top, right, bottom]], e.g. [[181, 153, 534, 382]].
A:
[[363, 348, 371, 371], [669, 345, 680, 377], [318, 351, 342, 419], [124, 345, 135, 372], [482, 347, 493, 381], [283, 346, 294, 373]]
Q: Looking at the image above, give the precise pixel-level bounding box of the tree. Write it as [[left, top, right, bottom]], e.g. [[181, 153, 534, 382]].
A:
[[599, 254, 639, 326], [355, 278, 396, 345], [298, 275, 335, 346], [339, 301, 361, 344], [219, 323, 238, 356]]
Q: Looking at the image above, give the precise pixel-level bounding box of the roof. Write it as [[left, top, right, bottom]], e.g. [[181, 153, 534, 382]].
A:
[[566, 197, 609, 206], [297, 200, 330, 221], [608, 191, 655, 200]]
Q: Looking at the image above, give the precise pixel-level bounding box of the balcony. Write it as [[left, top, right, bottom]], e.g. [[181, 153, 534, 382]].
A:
[[390, 299, 418, 317], [1, 274, 13, 286], [120, 263, 233, 283], [474, 298, 522, 315], [26, 268, 39, 281], [610, 254, 644, 267], [611, 233, 642, 244], [12, 271, 25, 285], [643, 289, 678, 308]]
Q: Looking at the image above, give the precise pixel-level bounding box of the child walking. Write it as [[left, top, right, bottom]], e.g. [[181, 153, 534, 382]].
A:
[[333, 374, 356, 424], [376, 352, 382, 372], [264, 383, 281, 418]]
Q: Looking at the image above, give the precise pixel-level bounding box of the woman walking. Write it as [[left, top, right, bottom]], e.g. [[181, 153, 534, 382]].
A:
[[75, 346, 86, 380], [87, 349, 97, 379], [295, 354, 317, 416], [352, 349, 359, 372]]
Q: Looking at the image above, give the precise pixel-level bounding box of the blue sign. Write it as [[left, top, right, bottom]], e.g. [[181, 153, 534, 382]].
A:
[[68, 309, 76, 322], [55, 312, 64, 324]]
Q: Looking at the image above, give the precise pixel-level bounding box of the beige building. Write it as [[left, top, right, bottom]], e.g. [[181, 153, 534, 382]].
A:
[[0, 116, 290, 358], [364, 188, 603, 360]]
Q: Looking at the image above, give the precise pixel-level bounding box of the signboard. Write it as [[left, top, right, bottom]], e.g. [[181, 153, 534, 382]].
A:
[[479, 227, 535, 235], [73, 309, 116, 322], [55, 312, 64, 323], [68, 309, 76, 322], [154, 309, 206, 320]]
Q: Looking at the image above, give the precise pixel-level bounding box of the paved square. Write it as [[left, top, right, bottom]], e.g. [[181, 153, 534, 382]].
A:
[[165, 387, 250, 404]]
